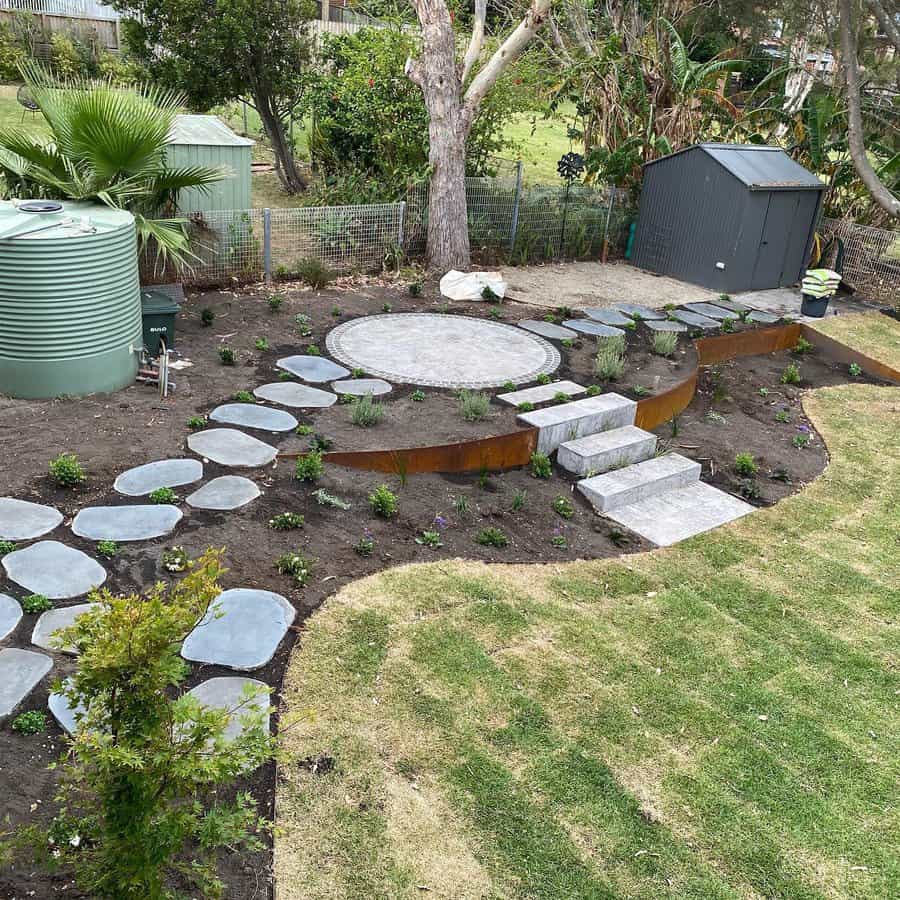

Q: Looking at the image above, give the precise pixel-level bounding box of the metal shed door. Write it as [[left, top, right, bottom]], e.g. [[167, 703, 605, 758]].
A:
[[751, 192, 800, 289]]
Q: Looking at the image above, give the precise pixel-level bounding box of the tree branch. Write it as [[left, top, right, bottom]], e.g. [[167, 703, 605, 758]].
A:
[[866, 0, 900, 54], [461, 0, 487, 85], [838, 0, 900, 218]]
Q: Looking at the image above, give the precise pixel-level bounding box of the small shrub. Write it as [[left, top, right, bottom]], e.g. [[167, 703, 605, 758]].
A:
[[595, 336, 626, 381], [351, 367, 365, 378], [266, 293, 284, 312], [338, 393, 355, 405], [775, 408, 790, 424], [517, 401, 535, 412], [758, 387, 770, 398], [306, 344, 321, 356], [561, 338, 574, 348], [296, 257, 334, 289], [738, 478, 760, 500], [312, 489, 351, 510], [295, 424, 314, 436], [411, 389, 426, 402], [793, 431, 811, 449], [793, 336, 814, 355], [0, 540, 16, 557], [295, 450, 324, 482], [408, 282, 422, 297], [149, 487, 176, 504], [501, 380, 516, 392], [734, 452, 758, 476], [771, 467, 792, 483], [631, 385, 650, 398], [331, 305, 341, 318], [781, 363, 801, 385], [49, 453, 86, 487], [382, 303, 393, 313], [219, 347, 236, 366], [368, 484, 398, 518], [309, 434, 334, 452], [481, 285, 500, 302], [651, 331, 678, 357], [278, 371, 293, 381], [536, 373, 551, 386], [187, 415, 206, 430], [21, 594, 53, 614], [511, 490, 527, 511], [415, 530, 443, 549], [269, 512, 304, 531], [161, 546, 188, 572], [96, 540, 118, 559], [585, 384, 601, 397], [552, 495, 574, 519], [200, 308, 215, 326], [550, 526, 568, 549], [722, 317, 735, 333], [553, 391, 571, 403], [295, 314, 312, 336], [488, 305, 502, 320], [351, 395, 385, 427], [254, 337, 269, 352], [355, 528, 375, 556], [275, 550, 314, 586], [11, 710, 47, 735], [530, 452, 552, 479], [718, 293, 731, 302], [458, 390, 490, 421], [848, 362, 862, 377], [706, 410, 726, 424], [475, 527, 508, 548], [233, 390, 256, 404]]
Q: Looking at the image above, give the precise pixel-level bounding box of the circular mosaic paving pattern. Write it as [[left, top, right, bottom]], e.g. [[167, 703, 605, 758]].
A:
[[326, 314, 560, 389]]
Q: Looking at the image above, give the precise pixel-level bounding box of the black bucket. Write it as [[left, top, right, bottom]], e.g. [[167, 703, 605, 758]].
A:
[[800, 294, 830, 317]]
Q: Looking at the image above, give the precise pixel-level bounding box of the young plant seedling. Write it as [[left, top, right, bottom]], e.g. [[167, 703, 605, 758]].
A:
[[149, 487, 177, 504], [295, 450, 324, 482], [49, 452, 86, 488], [552, 495, 574, 519], [187, 415, 206, 430], [275, 550, 314, 586], [312, 489, 351, 510], [21, 594, 53, 614], [254, 337, 269, 351], [268, 512, 305, 531], [200, 308, 215, 326], [734, 452, 758, 476], [233, 390, 256, 404], [161, 546, 188, 572], [96, 540, 119, 559], [11, 710, 47, 735], [530, 452, 552, 479], [411, 389, 426, 402], [267, 293, 284, 312], [355, 528, 376, 556], [475, 527, 508, 548], [368, 484, 398, 518], [781, 363, 801, 385], [218, 347, 236, 366]]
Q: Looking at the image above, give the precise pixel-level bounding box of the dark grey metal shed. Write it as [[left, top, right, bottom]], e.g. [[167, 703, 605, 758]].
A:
[[631, 143, 826, 292]]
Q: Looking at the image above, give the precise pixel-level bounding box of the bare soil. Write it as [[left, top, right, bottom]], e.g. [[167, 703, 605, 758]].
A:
[[0, 276, 879, 900]]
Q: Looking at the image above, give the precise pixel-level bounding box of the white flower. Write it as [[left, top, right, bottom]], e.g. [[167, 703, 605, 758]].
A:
[[69, 834, 81, 847]]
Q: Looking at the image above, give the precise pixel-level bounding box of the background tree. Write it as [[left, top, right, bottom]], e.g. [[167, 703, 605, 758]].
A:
[[115, 0, 314, 193]]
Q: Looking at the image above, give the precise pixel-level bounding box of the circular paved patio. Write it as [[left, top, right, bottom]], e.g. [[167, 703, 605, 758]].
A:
[[325, 313, 560, 389]]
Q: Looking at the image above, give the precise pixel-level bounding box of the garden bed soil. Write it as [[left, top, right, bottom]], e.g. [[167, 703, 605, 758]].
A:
[[0, 277, 880, 900]]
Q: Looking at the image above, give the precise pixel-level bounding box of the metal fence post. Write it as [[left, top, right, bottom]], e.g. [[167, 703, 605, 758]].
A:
[[508, 159, 523, 252], [263, 208, 272, 283], [397, 201, 406, 249]]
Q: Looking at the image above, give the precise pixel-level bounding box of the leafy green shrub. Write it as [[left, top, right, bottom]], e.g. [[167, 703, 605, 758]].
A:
[[734, 452, 758, 476], [96, 540, 118, 559], [511, 490, 527, 511], [312, 489, 351, 510], [781, 363, 801, 385], [187, 415, 206, 430], [594, 336, 626, 381], [11, 709, 47, 735], [793, 431, 812, 449], [411, 389, 426, 402], [501, 380, 516, 392], [295, 313, 312, 336], [775, 408, 790, 423], [162, 546, 188, 573], [536, 373, 551, 386], [382, 303, 393, 313], [585, 384, 601, 396], [233, 390, 256, 403], [0, 540, 16, 557], [552, 495, 574, 519], [219, 347, 236, 366], [295, 424, 314, 436], [276, 550, 314, 586], [296, 257, 334, 289], [368, 484, 398, 518], [517, 401, 535, 412], [309, 434, 334, 452], [331, 305, 342, 318], [475, 527, 508, 548], [351, 367, 365, 378], [721, 317, 735, 333], [21, 594, 52, 614], [294, 450, 324, 482], [306, 344, 321, 356], [408, 282, 422, 296], [848, 362, 862, 376], [269, 512, 304, 531], [201, 308, 215, 326], [631, 385, 650, 397], [266, 292, 284, 311], [553, 391, 571, 403], [530, 452, 552, 479], [351, 394, 385, 427], [793, 336, 814, 355], [49, 452, 86, 487], [149, 487, 176, 504], [415, 530, 443, 549], [458, 390, 490, 421], [355, 528, 375, 556], [651, 331, 678, 357], [254, 337, 269, 351]]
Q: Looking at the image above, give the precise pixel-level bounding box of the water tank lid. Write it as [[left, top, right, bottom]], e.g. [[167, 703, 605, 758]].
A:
[[140, 289, 181, 315], [0, 200, 134, 242]]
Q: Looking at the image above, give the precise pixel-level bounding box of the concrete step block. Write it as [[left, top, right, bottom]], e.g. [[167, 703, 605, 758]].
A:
[[557, 426, 657, 477], [577, 453, 700, 512], [517, 393, 636, 455], [498, 380, 587, 408]]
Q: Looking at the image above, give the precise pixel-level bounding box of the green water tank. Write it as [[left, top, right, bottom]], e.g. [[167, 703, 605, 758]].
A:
[[0, 200, 143, 399]]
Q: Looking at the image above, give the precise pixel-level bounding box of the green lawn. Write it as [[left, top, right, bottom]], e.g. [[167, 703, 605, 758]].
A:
[[504, 102, 576, 184], [276, 381, 900, 899]]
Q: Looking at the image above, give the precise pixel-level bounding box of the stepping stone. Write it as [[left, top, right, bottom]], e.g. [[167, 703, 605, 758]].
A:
[[186, 476, 260, 511], [646, 319, 688, 333], [583, 308, 632, 327], [516, 319, 578, 340], [209, 403, 298, 433], [48, 677, 85, 734], [577, 453, 700, 513], [562, 319, 625, 338], [0, 648, 53, 721], [253, 382, 337, 409], [114, 459, 203, 497], [747, 310, 780, 324], [0, 498, 63, 541], [181, 588, 296, 671], [3, 541, 106, 599], [615, 304, 666, 321], [670, 309, 719, 330], [558, 426, 658, 478], [187, 429, 278, 467], [498, 380, 587, 407], [72, 505, 182, 542], [187, 676, 271, 742], [331, 378, 392, 397], [606, 481, 754, 547], [31, 603, 94, 654], [0, 594, 22, 642], [706, 297, 748, 314], [518, 393, 636, 455], [683, 302, 738, 321], [277, 355, 349, 382]]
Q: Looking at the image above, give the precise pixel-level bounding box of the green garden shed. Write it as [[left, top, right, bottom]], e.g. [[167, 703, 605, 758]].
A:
[[166, 115, 254, 214]]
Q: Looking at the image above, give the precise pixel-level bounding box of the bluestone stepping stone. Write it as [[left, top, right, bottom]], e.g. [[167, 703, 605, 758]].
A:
[[3, 541, 106, 599], [186, 476, 260, 511], [704, 297, 747, 314], [747, 309, 780, 324], [683, 302, 737, 321], [187, 429, 278, 467], [277, 355, 349, 382], [498, 380, 587, 407], [31, 603, 94, 653], [562, 319, 625, 338], [187, 677, 271, 742], [583, 308, 632, 327], [209, 403, 298, 433], [331, 378, 392, 397], [0, 648, 52, 721], [670, 309, 719, 330], [181, 588, 296, 671], [48, 677, 85, 734], [516, 319, 578, 340], [646, 319, 688, 333], [0, 594, 22, 641], [0, 498, 63, 540], [114, 459, 203, 497], [615, 304, 666, 321], [253, 382, 337, 409], [72, 505, 182, 542]]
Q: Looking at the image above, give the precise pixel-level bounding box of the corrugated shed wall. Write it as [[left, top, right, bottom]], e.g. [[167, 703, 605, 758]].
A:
[[166, 144, 251, 214]]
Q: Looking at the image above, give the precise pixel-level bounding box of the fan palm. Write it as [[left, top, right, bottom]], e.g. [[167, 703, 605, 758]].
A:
[[0, 64, 226, 266]]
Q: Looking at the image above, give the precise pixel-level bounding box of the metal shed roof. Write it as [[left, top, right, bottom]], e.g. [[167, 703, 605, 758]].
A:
[[168, 114, 254, 147], [646, 143, 824, 191]]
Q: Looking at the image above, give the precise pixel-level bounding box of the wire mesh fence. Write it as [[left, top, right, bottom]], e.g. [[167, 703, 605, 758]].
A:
[[822, 218, 900, 303]]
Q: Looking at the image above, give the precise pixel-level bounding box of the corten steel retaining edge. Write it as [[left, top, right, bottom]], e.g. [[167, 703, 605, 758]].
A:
[[276, 323, 900, 476]]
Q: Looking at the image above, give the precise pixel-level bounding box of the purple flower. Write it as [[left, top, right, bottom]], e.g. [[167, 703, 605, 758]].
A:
[[433, 515, 448, 531], [798, 424, 810, 433]]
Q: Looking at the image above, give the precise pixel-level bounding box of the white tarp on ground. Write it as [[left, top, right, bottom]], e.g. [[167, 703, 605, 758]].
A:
[[439, 269, 507, 302]]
